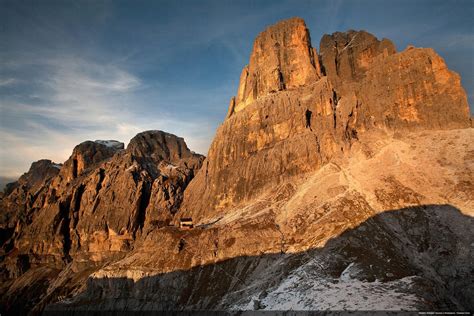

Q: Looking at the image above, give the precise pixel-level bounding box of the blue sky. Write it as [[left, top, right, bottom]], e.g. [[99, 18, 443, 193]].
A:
[[0, 0, 473, 177]]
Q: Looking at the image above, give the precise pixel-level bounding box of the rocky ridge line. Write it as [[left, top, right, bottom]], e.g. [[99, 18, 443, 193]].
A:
[[181, 17, 470, 221]]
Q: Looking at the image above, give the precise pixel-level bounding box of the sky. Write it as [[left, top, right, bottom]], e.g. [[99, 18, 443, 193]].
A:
[[1, 0, 473, 178]]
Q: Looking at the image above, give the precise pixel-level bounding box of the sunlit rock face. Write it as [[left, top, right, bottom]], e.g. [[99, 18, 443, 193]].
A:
[[1, 17, 473, 314], [60, 140, 124, 182], [233, 17, 322, 112], [181, 18, 471, 221], [319, 30, 397, 85], [0, 132, 203, 293]]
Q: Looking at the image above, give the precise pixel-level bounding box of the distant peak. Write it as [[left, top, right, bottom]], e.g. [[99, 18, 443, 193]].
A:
[[127, 130, 201, 163]]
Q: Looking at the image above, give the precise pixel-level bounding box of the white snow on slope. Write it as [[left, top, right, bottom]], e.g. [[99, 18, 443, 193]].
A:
[[340, 262, 356, 281], [232, 256, 421, 311], [260, 276, 419, 311], [94, 140, 124, 150]]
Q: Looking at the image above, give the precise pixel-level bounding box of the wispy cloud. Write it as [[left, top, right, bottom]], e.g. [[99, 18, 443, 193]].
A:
[[0, 78, 18, 87], [441, 34, 474, 49], [48, 58, 141, 94]]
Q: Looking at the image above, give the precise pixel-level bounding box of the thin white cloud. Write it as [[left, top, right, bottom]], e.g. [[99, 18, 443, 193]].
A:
[[442, 34, 474, 49], [48, 57, 141, 94], [0, 126, 74, 177], [0, 78, 18, 86], [6, 57, 142, 129]]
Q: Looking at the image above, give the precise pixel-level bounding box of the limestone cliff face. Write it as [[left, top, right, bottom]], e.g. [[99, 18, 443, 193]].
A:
[[181, 18, 471, 221], [58, 141, 124, 183], [319, 30, 396, 85], [6, 160, 61, 195], [0, 132, 203, 281], [232, 17, 322, 114], [355, 47, 471, 130], [0, 160, 60, 260]]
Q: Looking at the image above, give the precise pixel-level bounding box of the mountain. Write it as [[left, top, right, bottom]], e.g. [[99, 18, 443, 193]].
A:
[[1, 18, 472, 314], [0, 177, 19, 193]]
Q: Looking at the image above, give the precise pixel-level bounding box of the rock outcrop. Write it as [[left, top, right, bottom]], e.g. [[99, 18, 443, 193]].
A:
[[0, 159, 61, 261], [57, 140, 124, 183], [231, 17, 322, 113], [319, 30, 396, 85], [3, 159, 61, 197], [181, 18, 471, 221], [0, 132, 203, 313]]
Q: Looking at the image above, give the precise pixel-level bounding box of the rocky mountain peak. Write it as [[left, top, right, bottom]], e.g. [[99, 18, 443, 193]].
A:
[[182, 18, 471, 221], [3, 159, 61, 195], [60, 140, 124, 182], [230, 17, 322, 115], [319, 30, 396, 85], [1, 17, 472, 314], [126, 130, 196, 163], [20, 159, 61, 187]]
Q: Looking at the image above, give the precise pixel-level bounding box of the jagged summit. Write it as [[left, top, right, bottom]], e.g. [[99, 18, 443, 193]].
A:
[[59, 140, 124, 182], [182, 18, 471, 221], [319, 30, 396, 83], [3, 159, 61, 195], [229, 17, 321, 115]]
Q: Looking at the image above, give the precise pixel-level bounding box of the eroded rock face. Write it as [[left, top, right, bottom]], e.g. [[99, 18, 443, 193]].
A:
[[0, 131, 203, 312], [181, 18, 471, 221], [182, 79, 337, 220], [58, 140, 124, 183], [354, 47, 471, 130], [3, 160, 60, 196], [232, 17, 322, 114], [0, 159, 61, 265], [319, 30, 396, 85]]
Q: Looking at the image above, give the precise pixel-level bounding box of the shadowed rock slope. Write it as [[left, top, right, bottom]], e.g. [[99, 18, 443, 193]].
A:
[[47, 205, 473, 311], [1, 17, 473, 314]]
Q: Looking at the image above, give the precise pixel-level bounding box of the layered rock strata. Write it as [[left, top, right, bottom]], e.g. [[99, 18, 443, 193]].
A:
[[181, 17, 470, 221], [0, 132, 203, 313]]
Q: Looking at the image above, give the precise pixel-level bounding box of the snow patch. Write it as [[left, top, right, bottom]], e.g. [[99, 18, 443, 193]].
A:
[[340, 262, 355, 281], [95, 140, 124, 150], [52, 163, 62, 170], [339, 262, 365, 281], [230, 256, 421, 311]]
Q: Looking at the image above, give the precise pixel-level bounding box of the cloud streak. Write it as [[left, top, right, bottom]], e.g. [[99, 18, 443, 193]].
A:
[[0, 78, 18, 87]]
